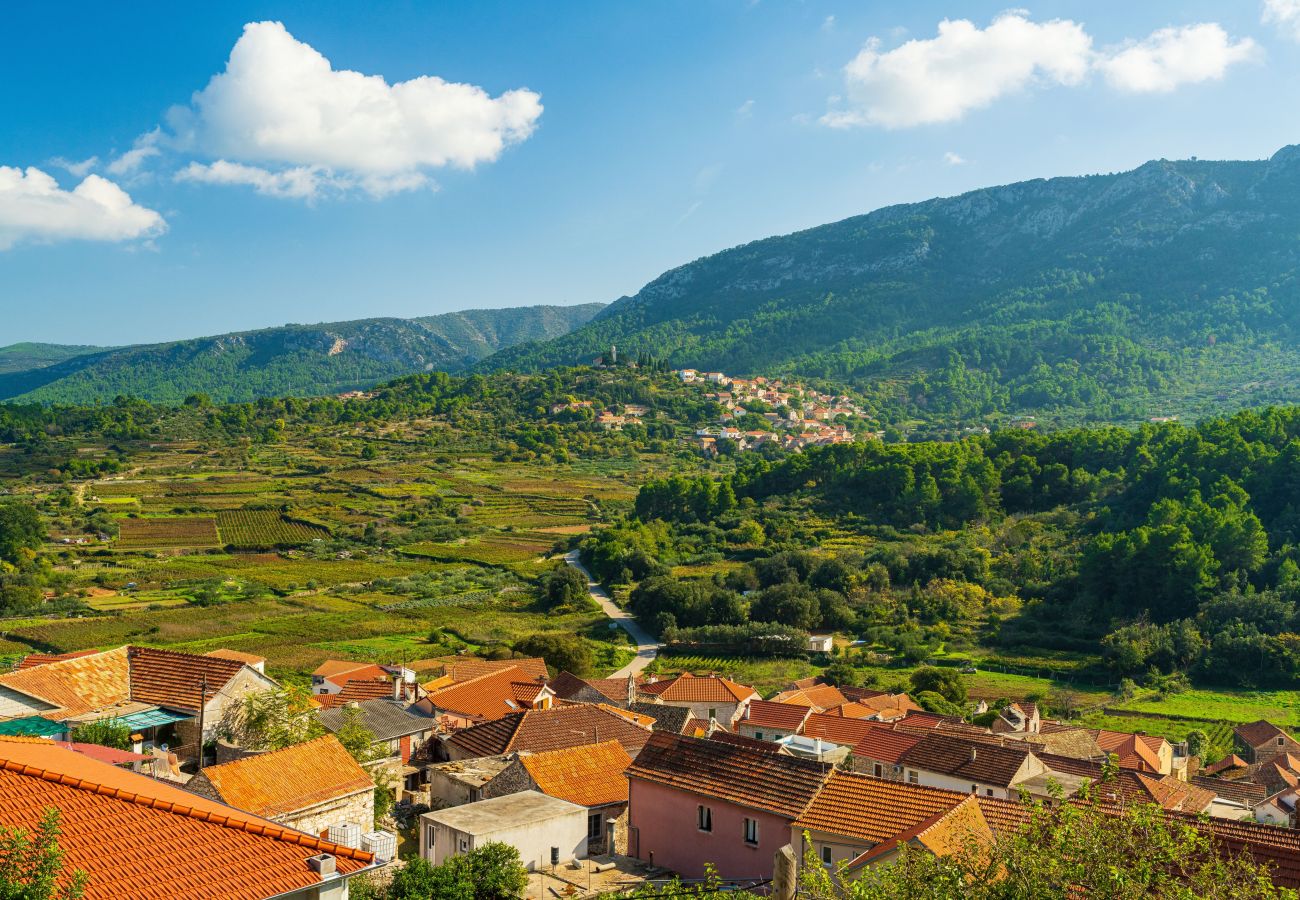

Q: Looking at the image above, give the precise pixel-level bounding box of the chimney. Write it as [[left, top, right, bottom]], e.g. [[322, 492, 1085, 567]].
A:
[[392, 672, 403, 702], [307, 854, 337, 880], [970, 747, 978, 761]]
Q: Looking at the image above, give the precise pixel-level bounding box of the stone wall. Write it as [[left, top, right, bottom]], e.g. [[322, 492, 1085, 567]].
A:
[[282, 788, 375, 839], [480, 756, 534, 800]]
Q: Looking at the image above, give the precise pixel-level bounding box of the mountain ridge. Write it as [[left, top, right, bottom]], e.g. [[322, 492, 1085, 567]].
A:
[[481, 146, 1300, 423], [1, 303, 604, 405]]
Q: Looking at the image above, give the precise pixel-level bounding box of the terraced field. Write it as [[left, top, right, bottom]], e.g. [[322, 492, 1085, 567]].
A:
[[115, 516, 220, 550]]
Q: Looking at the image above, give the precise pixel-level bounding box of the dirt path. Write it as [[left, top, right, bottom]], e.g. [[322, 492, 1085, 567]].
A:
[[564, 549, 660, 677]]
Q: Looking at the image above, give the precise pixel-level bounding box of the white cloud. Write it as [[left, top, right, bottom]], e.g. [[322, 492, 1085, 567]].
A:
[[824, 13, 1092, 128], [174, 160, 430, 200], [826, 13, 1255, 128], [1097, 24, 1259, 93], [108, 129, 163, 176], [50, 156, 100, 178], [0, 166, 165, 250], [944, 151, 967, 165], [165, 21, 542, 199], [735, 99, 755, 119], [1263, 0, 1300, 41], [822, 15, 836, 33]]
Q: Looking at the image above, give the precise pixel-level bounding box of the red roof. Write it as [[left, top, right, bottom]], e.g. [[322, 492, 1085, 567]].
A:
[[14, 650, 98, 670], [743, 700, 813, 731], [639, 672, 757, 704], [0, 736, 372, 900], [127, 646, 251, 713], [853, 728, 922, 765], [316, 677, 395, 709], [800, 712, 882, 747]]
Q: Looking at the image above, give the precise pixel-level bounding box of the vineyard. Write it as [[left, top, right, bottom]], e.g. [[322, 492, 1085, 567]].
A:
[[215, 509, 330, 548], [115, 516, 220, 550]]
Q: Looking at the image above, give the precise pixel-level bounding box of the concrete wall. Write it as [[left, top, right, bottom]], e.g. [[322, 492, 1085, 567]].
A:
[[792, 827, 869, 873], [735, 723, 797, 743], [628, 778, 789, 880], [420, 810, 588, 871], [851, 756, 903, 781], [0, 685, 57, 720]]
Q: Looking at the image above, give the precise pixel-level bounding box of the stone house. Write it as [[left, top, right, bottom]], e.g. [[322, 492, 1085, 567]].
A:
[[635, 672, 758, 727], [896, 733, 1047, 800], [184, 735, 374, 837], [1236, 721, 1300, 765]]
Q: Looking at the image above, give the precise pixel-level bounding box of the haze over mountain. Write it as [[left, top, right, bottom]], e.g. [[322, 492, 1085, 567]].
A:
[[0, 304, 603, 405], [484, 146, 1300, 423]]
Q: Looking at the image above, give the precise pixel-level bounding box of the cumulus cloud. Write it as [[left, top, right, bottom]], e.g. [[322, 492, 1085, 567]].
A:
[[826, 13, 1256, 128], [1263, 0, 1300, 41], [824, 13, 1092, 128], [1097, 24, 1259, 93], [0, 166, 165, 250], [164, 21, 542, 199], [50, 156, 100, 178], [944, 151, 967, 165], [107, 128, 163, 176]]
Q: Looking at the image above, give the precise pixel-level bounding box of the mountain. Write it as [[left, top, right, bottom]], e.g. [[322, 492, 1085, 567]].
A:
[[0, 303, 604, 405], [483, 147, 1300, 423], [0, 343, 108, 375]]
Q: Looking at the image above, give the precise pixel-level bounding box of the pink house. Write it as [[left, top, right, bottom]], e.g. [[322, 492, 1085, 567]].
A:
[[625, 732, 831, 880]]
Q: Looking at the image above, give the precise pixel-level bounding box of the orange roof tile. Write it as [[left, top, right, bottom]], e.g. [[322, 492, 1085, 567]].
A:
[[13, 650, 98, 671], [192, 735, 373, 819], [447, 703, 653, 758], [801, 712, 882, 747], [0, 647, 130, 717], [520, 740, 632, 808], [639, 672, 757, 704], [793, 769, 968, 844], [772, 683, 848, 711], [846, 795, 991, 869], [448, 657, 549, 683], [203, 649, 267, 666], [427, 666, 548, 721], [311, 659, 376, 680], [127, 646, 251, 713], [316, 678, 395, 709], [853, 728, 922, 765], [743, 700, 813, 731], [0, 736, 372, 900]]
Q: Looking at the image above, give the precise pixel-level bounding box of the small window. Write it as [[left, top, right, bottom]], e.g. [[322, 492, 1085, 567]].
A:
[[971, 784, 978, 793], [1280, 737, 1287, 747], [873, 763, 883, 778], [426, 825, 437, 849], [821, 845, 832, 864], [986, 788, 994, 797], [709, 708, 718, 720], [698, 805, 713, 832], [755, 731, 764, 741], [458, 837, 469, 852], [743, 817, 759, 845], [907, 770, 919, 785], [588, 813, 603, 840]]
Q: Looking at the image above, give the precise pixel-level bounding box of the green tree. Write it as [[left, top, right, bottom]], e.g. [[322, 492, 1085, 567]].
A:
[[0, 502, 44, 567], [333, 705, 378, 763], [0, 808, 87, 900], [515, 633, 594, 677], [222, 685, 325, 752], [1186, 729, 1209, 760], [388, 842, 527, 900], [541, 565, 589, 609], [68, 718, 130, 751], [909, 666, 967, 704]]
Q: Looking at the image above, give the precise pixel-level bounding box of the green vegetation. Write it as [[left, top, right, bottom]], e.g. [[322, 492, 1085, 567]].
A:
[[0, 809, 87, 900], [379, 842, 527, 900]]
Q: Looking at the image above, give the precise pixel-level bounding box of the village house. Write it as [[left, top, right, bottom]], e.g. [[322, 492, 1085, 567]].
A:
[[0, 736, 375, 899], [851, 727, 922, 780], [735, 699, 812, 743], [1236, 720, 1300, 765], [419, 656, 550, 693], [480, 740, 633, 855], [636, 672, 758, 726], [791, 769, 992, 874], [625, 731, 831, 880], [0, 645, 278, 764], [420, 790, 588, 871], [990, 701, 1041, 735], [423, 755, 514, 807], [310, 661, 419, 703], [415, 665, 554, 729], [441, 702, 655, 761], [317, 698, 435, 765], [548, 671, 640, 707], [896, 733, 1047, 800], [184, 735, 377, 841]]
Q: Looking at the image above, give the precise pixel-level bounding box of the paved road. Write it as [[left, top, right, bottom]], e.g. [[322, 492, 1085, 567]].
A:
[[564, 549, 660, 677]]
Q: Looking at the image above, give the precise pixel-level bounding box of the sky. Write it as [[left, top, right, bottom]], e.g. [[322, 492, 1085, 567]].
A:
[[3, 0, 1300, 346]]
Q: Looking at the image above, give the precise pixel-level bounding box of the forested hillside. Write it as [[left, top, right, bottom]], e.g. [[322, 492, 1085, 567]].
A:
[[486, 146, 1300, 424], [0, 343, 107, 374], [0, 303, 603, 405]]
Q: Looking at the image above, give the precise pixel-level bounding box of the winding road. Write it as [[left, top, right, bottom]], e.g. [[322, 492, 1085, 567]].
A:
[[564, 549, 660, 677]]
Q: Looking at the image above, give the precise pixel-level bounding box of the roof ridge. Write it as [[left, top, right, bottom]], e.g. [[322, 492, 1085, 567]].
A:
[[0, 756, 373, 863], [430, 665, 523, 695], [198, 733, 338, 774]]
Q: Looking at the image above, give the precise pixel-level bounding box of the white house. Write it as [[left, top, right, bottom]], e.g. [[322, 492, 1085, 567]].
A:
[[419, 790, 588, 871]]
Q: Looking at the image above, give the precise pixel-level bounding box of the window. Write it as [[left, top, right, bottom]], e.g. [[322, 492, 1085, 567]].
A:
[[821, 845, 833, 864], [986, 788, 994, 797], [458, 838, 469, 852], [872, 763, 883, 778], [971, 784, 978, 793], [907, 770, 919, 785], [425, 825, 437, 850], [588, 813, 603, 840], [697, 805, 713, 832], [755, 731, 764, 741], [708, 708, 718, 720], [1280, 737, 1287, 747], [743, 817, 759, 845]]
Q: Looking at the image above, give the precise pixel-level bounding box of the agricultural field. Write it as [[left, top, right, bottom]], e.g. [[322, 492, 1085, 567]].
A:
[[115, 516, 220, 550], [215, 509, 330, 548]]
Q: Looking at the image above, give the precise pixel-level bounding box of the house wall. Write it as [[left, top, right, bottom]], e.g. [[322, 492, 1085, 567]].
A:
[[281, 788, 375, 838], [792, 827, 869, 872], [420, 812, 588, 870], [175, 666, 279, 752], [900, 755, 1044, 801], [851, 756, 903, 781], [0, 685, 58, 720], [627, 777, 789, 880], [425, 771, 484, 808], [653, 696, 753, 727], [479, 758, 535, 801], [734, 723, 798, 743], [1241, 733, 1300, 765], [476, 760, 629, 855]]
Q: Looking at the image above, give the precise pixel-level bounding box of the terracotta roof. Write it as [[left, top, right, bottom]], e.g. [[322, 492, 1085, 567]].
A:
[[898, 733, 1036, 788], [794, 769, 968, 843], [447, 703, 653, 758], [192, 735, 373, 819], [626, 732, 830, 819], [1236, 720, 1293, 748], [1190, 775, 1267, 805], [1204, 754, 1250, 776], [55, 742, 149, 767], [976, 795, 1029, 834], [520, 740, 632, 807], [771, 683, 848, 710], [317, 698, 434, 742], [127, 646, 250, 713], [846, 795, 990, 869], [0, 647, 130, 717], [425, 667, 547, 721], [448, 657, 549, 683], [800, 712, 881, 747], [312, 659, 377, 680], [587, 676, 637, 704], [707, 730, 787, 754], [0, 736, 371, 900], [638, 672, 756, 704], [853, 728, 922, 765], [1093, 730, 1165, 773], [13, 650, 98, 671], [203, 649, 267, 666], [548, 671, 614, 703], [317, 678, 396, 709], [743, 700, 812, 732]]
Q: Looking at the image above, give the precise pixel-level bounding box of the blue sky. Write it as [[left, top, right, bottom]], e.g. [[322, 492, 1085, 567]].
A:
[[2, 1, 1299, 346]]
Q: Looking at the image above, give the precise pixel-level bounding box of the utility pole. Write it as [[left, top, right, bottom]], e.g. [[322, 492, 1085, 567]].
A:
[[195, 674, 209, 773]]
